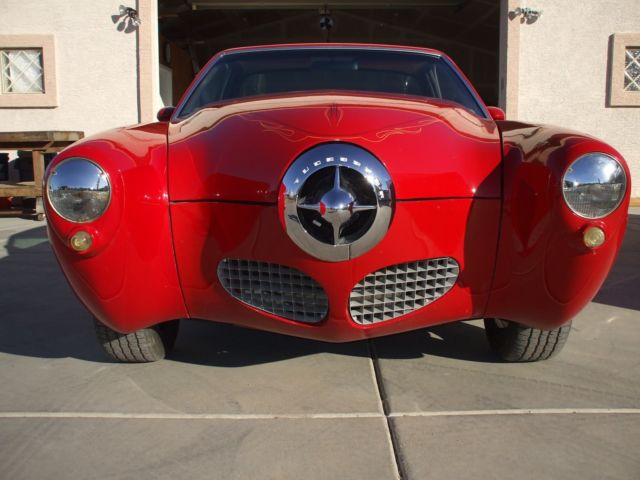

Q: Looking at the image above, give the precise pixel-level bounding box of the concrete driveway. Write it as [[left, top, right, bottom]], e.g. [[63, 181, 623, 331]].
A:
[[1, 210, 638, 480]]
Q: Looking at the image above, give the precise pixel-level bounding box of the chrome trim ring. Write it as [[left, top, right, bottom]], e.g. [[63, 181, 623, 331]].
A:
[[46, 157, 111, 223], [562, 152, 627, 219], [281, 143, 394, 262]]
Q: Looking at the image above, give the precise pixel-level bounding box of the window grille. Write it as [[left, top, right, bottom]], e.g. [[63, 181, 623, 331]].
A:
[[1, 49, 44, 94], [624, 48, 640, 91]]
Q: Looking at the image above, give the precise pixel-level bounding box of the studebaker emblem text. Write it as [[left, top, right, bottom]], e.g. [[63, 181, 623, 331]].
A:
[[294, 156, 366, 185]]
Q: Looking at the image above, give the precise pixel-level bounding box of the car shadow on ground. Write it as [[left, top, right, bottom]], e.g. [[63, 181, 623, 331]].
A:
[[0, 225, 106, 363], [0, 215, 636, 367], [170, 319, 496, 367], [592, 213, 640, 311], [0, 225, 496, 366]]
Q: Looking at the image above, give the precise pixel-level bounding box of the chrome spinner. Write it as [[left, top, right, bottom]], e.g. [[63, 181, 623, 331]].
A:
[[282, 143, 394, 262]]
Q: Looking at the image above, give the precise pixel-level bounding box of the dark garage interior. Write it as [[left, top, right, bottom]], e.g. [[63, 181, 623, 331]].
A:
[[158, 0, 500, 107]]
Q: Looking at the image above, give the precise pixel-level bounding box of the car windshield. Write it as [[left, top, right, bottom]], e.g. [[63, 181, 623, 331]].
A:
[[178, 47, 486, 118]]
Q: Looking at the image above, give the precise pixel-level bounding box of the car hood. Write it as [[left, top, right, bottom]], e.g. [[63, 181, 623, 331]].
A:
[[167, 94, 502, 202]]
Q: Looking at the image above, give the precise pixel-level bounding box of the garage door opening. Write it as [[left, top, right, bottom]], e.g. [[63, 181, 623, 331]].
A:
[[158, 0, 499, 107]]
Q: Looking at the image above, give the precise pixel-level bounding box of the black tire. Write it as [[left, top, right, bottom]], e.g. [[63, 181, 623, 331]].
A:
[[94, 318, 179, 362], [484, 318, 571, 362]]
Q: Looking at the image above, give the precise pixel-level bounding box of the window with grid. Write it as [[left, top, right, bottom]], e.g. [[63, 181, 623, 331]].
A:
[[625, 47, 640, 92], [1, 49, 44, 94], [0, 35, 56, 107], [609, 33, 640, 106]]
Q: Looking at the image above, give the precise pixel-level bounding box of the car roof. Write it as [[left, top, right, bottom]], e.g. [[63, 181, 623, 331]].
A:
[[215, 43, 444, 58]]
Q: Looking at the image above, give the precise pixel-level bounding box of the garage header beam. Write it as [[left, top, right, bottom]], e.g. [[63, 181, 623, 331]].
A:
[[192, 1, 466, 9]]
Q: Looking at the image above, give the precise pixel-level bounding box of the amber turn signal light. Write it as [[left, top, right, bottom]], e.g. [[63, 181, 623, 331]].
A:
[[69, 230, 93, 252], [583, 226, 605, 249]]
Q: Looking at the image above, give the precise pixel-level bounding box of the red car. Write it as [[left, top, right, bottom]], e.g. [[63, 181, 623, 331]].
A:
[[44, 44, 630, 363]]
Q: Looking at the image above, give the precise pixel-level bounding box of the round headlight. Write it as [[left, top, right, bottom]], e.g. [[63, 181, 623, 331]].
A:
[[47, 157, 111, 223], [562, 153, 626, 219]]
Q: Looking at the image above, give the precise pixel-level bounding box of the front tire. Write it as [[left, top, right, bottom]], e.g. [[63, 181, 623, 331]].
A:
[[94, 318, 179, 362], [484, 318, 571, 362]]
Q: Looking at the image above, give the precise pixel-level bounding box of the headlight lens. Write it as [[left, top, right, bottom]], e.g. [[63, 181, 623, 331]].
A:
[[47, 157, 111, 223], [562, 153, 626, 219]]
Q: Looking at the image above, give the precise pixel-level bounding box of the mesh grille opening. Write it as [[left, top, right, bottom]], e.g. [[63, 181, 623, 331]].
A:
[[217, 259, 328, 324], [350, 257, 459, 325]]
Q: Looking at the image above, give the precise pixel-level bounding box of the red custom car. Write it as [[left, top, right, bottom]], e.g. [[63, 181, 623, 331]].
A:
[[44, 44, 630, 362]]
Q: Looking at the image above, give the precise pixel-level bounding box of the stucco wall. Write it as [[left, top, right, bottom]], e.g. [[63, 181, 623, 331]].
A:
[[0, 0, 139, 137], [514, 0, 640, 198]]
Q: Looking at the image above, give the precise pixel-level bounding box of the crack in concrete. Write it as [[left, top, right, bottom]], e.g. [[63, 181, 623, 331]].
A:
[[368, 340, 406, 480]]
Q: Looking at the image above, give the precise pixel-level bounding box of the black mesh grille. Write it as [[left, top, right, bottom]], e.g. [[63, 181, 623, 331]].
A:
[[350, 257, 459, 325], [217, 259, 328, 324]]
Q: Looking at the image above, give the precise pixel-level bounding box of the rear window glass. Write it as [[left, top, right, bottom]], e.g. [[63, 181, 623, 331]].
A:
[[178, 48, 485, 118]]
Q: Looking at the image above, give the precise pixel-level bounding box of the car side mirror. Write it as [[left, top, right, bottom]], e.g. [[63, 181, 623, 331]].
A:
[[487, 106, 505, 121], [157, 107, 175, 122]]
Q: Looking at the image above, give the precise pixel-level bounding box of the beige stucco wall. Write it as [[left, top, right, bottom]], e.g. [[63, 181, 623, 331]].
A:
[[513, 0, 640, 198], [0, 0, 140, 137]]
